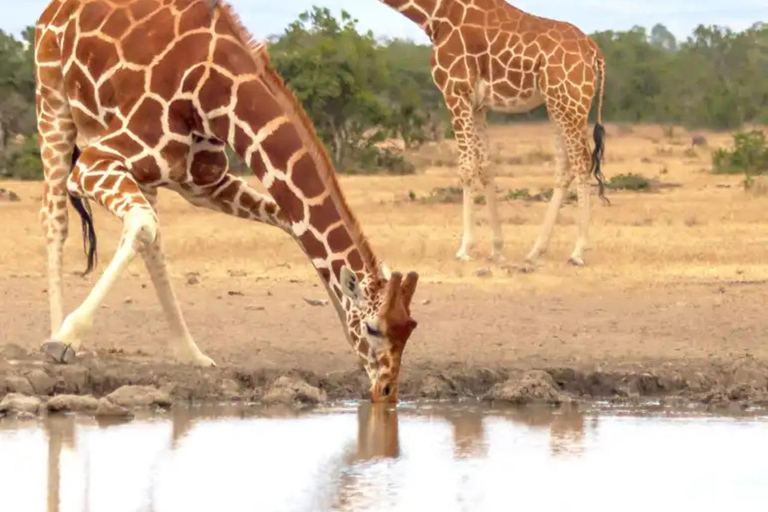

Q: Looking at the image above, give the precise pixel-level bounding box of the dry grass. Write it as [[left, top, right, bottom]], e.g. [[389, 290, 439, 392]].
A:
[[1, 123, 767, 297]]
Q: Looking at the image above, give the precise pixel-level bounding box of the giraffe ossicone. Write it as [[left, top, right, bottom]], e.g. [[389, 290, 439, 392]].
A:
[[378, 0, 608, 265], [34, 0, 419, 402]]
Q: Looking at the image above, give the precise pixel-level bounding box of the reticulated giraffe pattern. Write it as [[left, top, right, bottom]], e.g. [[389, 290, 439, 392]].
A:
[[34, 0, 419, 402], [379, 0, 607, 265]]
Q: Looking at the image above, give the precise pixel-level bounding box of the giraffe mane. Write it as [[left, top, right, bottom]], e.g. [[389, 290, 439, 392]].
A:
[[216, 2, 380, 278]]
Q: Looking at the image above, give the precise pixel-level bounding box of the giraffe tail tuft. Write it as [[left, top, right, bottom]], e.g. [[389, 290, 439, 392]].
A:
[[591, 124, 610, 206], [69, 147, 98, 275]]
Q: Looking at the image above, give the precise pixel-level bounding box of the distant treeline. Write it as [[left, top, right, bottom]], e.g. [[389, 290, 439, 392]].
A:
[[1, 8, 765, 178]]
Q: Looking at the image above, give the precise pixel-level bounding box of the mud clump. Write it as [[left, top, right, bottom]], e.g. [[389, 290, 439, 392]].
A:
[[47, 394, 100, 413], [106, 385, 172, 409], [487, 371, 564, 405], [0, 393, 42, 415], [262, 376, 327, 407]]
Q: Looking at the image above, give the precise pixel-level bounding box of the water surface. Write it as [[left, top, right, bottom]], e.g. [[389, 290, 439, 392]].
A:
[[1, 402, 767, 512]]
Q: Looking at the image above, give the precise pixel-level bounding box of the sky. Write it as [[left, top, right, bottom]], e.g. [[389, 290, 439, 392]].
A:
[[3, 0, 765, 42]]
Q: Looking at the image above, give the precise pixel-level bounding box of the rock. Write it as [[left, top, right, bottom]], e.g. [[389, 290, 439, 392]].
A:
[[421, 299, 432, 306], [487, 370, 563, 405], [303, 298, 328, 307], [0, 188, 21, 202], [475, 268, 492, 278], [419, 375, 454, 399], [26, 369, 56, 396], [106, 385, 172, 408], [57, 366, 89, 394], [262, 376, 327, 407], [5, 376, 34, 396], [95, 398, 134, 418], [186, 273, 200, 285], [47, 394, 100, 413], [0, 394, 42, 414]]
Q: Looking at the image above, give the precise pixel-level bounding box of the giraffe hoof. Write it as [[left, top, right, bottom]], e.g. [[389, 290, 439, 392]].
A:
[[41, 341, 77, 365], [455, 252, 472, 262], [568, 257, 586, 267]]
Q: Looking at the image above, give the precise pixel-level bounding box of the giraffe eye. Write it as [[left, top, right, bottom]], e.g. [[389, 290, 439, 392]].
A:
[[366, 323, 382, 337]]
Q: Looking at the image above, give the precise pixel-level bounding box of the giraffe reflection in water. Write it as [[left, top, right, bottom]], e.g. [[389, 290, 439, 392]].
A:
[[38, 403, 591, 510]]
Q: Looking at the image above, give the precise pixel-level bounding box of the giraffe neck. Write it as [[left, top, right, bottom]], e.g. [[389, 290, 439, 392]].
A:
[[209, 50, 378, 313], [378, 0, 447, 33]]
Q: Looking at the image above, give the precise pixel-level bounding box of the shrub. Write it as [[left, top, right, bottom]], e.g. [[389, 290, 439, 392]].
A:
[[0, 137, 43, 181], [607, 173, 652, 191], [712, 131, 768, 175]]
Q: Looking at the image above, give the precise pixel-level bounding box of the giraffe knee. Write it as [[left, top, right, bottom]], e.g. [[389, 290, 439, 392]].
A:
[[124, 208, 158, 248]]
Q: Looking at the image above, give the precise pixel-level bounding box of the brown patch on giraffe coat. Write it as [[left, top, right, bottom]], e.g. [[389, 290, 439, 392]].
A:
[[260, 123, 302, 173], [191, 151, 227, 187], [207, 115, 230, 141], [102, 8, 132, 39], [235, 81, 283, 131], [160, 141, 191, 181], [122, 8, 175, 66], [327, 225, 354, 254], [129, 0, 159, 23], [347, 250, 364, 272], [292, 153, 325, 199], [309, 196, 342, 234], [168, 100, 203, 135], [249, 152, 268, 180], [178, 2, 208, 34], [233, 126, 252, 157], [268, 179, 304, 224], [199, 68, 234, 113], [181, 66, 206, 93], [100, 68, 146, 112], [79, 1, 112, 32], [35, 30, 61, 62], [101, 132, 144, 156], [131, 155, 163, 183], [127, 98, 165, 147], [298, 231, 328, 260], [213, 38, 259, 77], [151, 33, 212, 101], [76, 36, 120, 78]]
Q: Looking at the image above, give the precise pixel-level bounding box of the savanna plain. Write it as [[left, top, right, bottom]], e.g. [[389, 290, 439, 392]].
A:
[[2, 123, 768, 408]]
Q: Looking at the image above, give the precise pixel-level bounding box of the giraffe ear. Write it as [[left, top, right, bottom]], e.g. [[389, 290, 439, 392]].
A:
[[340, 266, 362, 302]]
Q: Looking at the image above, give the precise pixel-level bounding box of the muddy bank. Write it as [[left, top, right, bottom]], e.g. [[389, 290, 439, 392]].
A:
[[2, 344, 768, 419]]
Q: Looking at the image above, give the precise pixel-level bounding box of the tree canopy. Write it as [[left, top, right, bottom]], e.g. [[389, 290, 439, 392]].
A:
[[0, 10, 765, 179]]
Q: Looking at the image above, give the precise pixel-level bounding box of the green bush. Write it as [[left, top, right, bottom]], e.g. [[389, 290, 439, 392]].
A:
[[0, 137, 43, 180], [607, 173, 652, 191], [712, 131, 768, 175]]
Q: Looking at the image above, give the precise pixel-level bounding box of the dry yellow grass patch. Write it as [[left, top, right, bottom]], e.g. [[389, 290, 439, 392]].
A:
[[0, 123, 766, 296]]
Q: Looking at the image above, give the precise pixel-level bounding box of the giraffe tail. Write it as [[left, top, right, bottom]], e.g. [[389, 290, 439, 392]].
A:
[[591, 54, 609, 206], [68, 146, 98, 275]]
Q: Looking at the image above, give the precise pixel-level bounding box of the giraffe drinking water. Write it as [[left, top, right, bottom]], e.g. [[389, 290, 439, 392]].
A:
[[34, 0, 419, 402]]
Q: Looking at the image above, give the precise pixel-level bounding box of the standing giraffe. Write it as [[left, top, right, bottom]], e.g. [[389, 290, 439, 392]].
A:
[[34, 0, 419, 402], [377, 0, 607, 265]]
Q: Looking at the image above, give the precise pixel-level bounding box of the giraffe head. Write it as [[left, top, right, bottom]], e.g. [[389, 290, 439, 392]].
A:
[[340, 265, 419, 403]]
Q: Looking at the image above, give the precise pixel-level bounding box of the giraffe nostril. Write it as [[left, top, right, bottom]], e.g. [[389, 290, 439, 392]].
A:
[[382, 384, 392, 397]]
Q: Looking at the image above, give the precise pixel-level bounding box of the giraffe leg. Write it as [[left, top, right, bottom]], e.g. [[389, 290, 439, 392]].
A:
[[449, 98, 480, 261], [473, 109, 505, 263], [181, 173, 291, 233], [45, 153, 158, 361], [36, 66, 77, 335], [526, 130, 572, 264], [568, 159, 592, 267]]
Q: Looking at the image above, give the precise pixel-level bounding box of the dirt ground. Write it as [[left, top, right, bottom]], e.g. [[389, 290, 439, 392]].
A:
[[2, 123, 768, 408]]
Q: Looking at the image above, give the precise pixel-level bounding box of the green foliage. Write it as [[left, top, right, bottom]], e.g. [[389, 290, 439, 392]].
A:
[[712, 131, 768, 175], [268, 8, 426, 174], [607, 173, 652, 191], [0, 137, 43, 180]]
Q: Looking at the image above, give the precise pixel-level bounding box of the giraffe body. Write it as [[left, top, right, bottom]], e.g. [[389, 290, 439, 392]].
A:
[[34, 0, 419, 402], [380, 0, 607, 265]]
